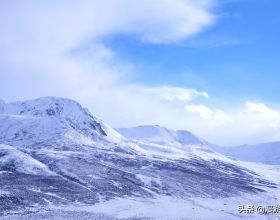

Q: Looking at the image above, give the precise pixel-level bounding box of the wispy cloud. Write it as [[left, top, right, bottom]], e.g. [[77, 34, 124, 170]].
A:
[[246, 102, 280, 119], [185, 104, 232, 122]]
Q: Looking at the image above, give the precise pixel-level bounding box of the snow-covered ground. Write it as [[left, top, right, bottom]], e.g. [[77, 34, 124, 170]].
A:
[[2, 191, 280, 220]]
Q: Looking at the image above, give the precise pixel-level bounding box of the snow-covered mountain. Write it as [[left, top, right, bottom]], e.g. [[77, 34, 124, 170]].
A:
[[116, 125, 216, 159], [0, 97, 279, 219], [117, 125, 208, 146], [212, 142, 280, 165], [0, 97, 123, 149]]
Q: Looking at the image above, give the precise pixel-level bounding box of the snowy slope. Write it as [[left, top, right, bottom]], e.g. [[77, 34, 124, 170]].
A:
[[0, 144, 54, 176], [117, 125, 219, 160]]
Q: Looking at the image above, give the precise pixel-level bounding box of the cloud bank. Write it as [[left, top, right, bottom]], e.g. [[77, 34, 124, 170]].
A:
[[0, 0, 216, 99]]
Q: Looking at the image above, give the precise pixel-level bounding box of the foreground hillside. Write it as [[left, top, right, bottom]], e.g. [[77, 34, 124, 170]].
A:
[[0, 97, 279, 219]]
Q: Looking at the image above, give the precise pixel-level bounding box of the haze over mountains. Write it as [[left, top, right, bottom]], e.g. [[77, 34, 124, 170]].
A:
[[0, 97, 279, 219], [212, 142, 280, 165]]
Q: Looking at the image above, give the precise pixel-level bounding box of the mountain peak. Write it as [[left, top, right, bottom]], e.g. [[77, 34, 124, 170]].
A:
[[0, 97, 123, 148], [1, 96, 88, 119]]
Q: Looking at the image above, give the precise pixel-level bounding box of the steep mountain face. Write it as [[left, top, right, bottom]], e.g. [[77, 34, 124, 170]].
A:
[[0, 97, 279, 219], [212, 142, 280, 165]]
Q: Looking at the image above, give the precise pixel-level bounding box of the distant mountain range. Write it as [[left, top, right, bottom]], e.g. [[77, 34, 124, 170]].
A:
[[117, 125, 280, 165], [211, 142, 280, 165]]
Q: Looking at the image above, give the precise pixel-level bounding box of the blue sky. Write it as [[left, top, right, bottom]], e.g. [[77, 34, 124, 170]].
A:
[[1, 0, 280, 145], [104, 0, 280, 107]]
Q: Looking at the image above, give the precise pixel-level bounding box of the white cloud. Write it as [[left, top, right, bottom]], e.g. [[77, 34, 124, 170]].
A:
[[186, 102, 280, 146], [246, 102, 280, 119], [0, 0, 216, 54], [0, 0, 217, 97], [269, 123, 279, 129], [140, 86, 209, 102], [185, 104, 232, 122]]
